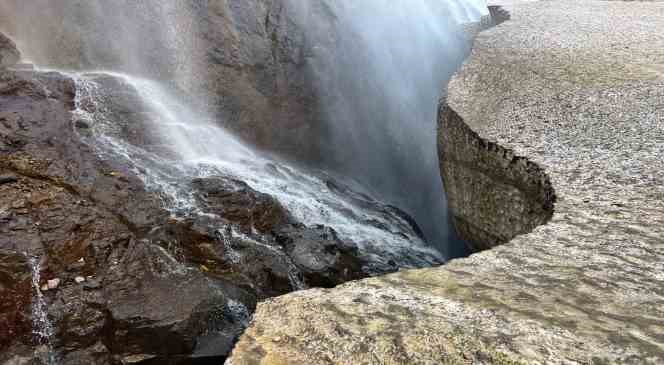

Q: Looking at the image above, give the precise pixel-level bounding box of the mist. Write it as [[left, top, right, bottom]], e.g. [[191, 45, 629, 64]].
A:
[[0, 1, 205, 95], [290, 0, 487, 257], [1, 0, 488, 259]]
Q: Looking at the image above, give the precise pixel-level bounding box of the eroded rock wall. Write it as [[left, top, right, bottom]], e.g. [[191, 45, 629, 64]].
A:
[[438, 104, 555, 251]]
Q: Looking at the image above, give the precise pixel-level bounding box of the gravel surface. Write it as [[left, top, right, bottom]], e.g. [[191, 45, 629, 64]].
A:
[[228, 2, 664, 364]]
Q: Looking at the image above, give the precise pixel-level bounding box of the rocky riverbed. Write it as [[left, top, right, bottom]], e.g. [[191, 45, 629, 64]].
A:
[[228, 1, 664, 364]]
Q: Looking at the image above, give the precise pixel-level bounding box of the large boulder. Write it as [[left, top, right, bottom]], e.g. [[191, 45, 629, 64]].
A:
[[0, 67, 375, 363]]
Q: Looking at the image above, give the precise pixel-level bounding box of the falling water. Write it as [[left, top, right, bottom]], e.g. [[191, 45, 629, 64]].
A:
[[1, 0, 488, 267], [26, 255, 57, 365], [288, 0, 487, 257], [70, 71, 443, 271]]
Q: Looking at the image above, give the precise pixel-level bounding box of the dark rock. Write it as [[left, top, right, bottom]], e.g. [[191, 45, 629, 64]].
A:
[[0, 67, 382, 363], [191, 177, 292, 234], [274, 224, 365, 288], [0, 250, 32, 352], [0, 173, 18, 185], [73, 120, 90, 130]]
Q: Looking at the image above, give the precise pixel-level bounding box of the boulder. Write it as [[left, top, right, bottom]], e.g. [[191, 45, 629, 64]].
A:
[[0, 68, 378, 363], [274, 224, 364, 288]]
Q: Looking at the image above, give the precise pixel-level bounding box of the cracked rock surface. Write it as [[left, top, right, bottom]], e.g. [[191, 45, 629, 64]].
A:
[[227, 1, 664, 364]]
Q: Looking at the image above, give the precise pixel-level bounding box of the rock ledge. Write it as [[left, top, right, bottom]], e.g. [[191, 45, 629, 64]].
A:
[[228, 1, 664, 364]]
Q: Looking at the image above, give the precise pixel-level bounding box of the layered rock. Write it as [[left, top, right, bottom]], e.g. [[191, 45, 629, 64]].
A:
[[228, 1, 664, 363], [438, 106, 555, 251]]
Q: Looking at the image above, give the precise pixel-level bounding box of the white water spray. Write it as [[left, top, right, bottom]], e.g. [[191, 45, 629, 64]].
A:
[[70, 71, 444, 271], [288, 0, 487, 257], [26, 255, 57, 364], [2, 0, 486, 269]]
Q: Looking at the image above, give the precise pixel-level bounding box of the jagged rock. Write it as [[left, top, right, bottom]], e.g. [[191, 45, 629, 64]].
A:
[[274, 224, 364, 288], [0, 33, 19, 68], [191, 177, 292, 234], [0, 63, 385, 363]]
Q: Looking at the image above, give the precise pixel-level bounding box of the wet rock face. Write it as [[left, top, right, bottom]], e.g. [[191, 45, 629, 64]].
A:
[[0, 251, 32, 351], [0, 66, 370, 363], [0, 33, 19, 68], [0, 0, 330, 160], [199, 0, 327, 160]]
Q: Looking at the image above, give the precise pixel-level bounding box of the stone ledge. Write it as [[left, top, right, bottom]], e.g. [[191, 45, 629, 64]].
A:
[[438, 104, 555, 252], [227, 1, 664, 363]]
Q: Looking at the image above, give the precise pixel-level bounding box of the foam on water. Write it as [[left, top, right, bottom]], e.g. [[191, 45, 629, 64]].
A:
[[69, 71, 444, 271], [26, 255, 57, 364]]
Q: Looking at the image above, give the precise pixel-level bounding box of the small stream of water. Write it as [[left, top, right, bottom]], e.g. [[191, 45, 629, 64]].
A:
[[26, 255, 57, 364]]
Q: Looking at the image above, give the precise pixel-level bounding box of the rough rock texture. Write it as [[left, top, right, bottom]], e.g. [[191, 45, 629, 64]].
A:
[[0, 33, 19, 68], [439, 106, 555, 251], [0, 67, 369, 364], [228, 1, 664, 364]]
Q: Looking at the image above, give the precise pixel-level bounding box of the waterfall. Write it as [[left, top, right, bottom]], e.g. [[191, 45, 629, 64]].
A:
[[1, 0, 486, 268], [0, 1, 205, 96], [70, 71, 443, 271], [26, 255, 57, 365], [287, 0, 487, 257]]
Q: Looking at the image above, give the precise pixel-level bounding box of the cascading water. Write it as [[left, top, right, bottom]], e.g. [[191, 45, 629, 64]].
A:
[[288, 0, 487, 258], [26, 255, 57, 365], [1, 0, 491, 360], [2, 0, 486, 268], [70, 71, 443, 271]]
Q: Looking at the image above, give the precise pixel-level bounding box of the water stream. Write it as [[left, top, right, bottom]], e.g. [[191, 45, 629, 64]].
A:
[[26, 255, 57, 365], [289, 0, 487, 257], [70, 71, 445, 271]]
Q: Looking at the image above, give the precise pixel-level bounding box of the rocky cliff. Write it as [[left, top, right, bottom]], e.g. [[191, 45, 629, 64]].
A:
[[228, 1, 664, 363], [0, 19, 427, 364], [0, 0, 332, 161], [0, 62, 361, 364]]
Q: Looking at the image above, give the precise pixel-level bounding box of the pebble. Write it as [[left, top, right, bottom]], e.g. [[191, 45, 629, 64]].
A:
[[47, 278, 60, 290], [75, 276, 86, 283], [0, 174, 18, 185]]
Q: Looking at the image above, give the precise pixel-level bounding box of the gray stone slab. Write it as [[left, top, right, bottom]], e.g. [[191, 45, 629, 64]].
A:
[[228, 1, 664, 364]]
